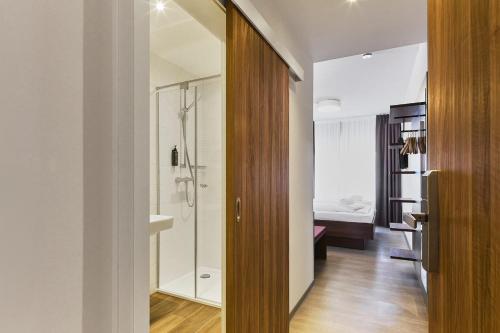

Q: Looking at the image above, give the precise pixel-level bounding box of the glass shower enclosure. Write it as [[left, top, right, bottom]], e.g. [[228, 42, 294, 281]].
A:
[[155, 76, 222, 305]]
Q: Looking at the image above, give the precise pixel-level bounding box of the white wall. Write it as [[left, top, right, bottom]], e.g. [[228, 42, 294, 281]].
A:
[[288, 76, 315, 312], [82, 0, 116, 330], [248, 0, 315, 312], [1, 1, 149, 332], [0, 1, 84, 332]]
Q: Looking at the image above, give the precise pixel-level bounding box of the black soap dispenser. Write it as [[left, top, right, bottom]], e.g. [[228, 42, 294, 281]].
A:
[[171, 146, 179, 166]]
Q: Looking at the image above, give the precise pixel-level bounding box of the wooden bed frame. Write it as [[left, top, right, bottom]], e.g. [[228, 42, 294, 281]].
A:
[[314, 215, 375, 250]]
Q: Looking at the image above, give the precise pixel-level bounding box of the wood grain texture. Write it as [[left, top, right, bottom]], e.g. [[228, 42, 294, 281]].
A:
[[290, 228, 428, 333], [428, 0, 499, 332], [149, 293, 221, 333], [314, 220, 374, 240], [491, 2, 500, 332], [226, 2, 289, 332], [314, 219, 374, 250]]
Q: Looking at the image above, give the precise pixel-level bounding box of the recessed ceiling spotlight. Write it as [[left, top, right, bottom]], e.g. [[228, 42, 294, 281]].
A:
[[362, 52, 373, 59], [347, 0, 357, 3], [155, 1, 166, 12]]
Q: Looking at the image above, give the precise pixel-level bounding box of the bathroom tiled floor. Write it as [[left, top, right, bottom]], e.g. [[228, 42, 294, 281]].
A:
[[150, 293, 221, 333]]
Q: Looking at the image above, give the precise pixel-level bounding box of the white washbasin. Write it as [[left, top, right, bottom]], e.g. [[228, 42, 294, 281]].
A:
[[150, 215, 174, 235]]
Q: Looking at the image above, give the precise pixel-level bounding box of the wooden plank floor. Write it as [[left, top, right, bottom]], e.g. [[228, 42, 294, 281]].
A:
[[150, 293, 221, 333], [290, 227, 428, 333]]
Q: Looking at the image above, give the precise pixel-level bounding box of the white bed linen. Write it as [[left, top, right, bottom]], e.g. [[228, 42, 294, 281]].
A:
[[313, 196, 375, 223], [314, 209, 374, 224]]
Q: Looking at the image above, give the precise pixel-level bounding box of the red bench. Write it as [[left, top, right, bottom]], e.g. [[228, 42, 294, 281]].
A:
[[314, 226, 327, 260]]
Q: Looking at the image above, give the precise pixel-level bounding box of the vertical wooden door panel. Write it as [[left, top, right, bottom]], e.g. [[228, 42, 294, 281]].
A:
[[428, 0, 499, 332], [259, 37, 272, 332], [226, 2, 289, 332], [227, 6, 262, 331], [491, 3, 500, 332]]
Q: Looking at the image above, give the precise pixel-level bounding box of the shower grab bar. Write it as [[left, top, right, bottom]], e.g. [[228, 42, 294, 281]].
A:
[[179, 164, 207, 170]]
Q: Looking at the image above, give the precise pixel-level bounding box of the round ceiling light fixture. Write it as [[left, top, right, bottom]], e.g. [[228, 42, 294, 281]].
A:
[[317, 99, 341, 113], [362, 52, 373, 59], [314, 99, 342, 121]]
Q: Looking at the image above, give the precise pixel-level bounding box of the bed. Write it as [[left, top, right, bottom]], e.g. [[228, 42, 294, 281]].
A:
[[313, 196, 375, 250]]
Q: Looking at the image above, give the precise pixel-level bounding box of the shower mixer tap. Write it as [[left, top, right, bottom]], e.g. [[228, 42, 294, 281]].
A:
[[175, 177, 194, 184]]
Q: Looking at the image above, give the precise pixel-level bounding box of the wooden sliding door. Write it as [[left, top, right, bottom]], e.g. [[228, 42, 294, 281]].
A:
[[226, 2, 289, 332], [428, 1, 499, 332]]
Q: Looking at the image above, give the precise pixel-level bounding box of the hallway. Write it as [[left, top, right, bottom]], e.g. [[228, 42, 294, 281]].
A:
[[291, 227, 428, 333]]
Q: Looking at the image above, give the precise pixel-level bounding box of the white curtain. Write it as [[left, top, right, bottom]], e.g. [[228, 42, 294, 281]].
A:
[[314, 117, 376, 203]]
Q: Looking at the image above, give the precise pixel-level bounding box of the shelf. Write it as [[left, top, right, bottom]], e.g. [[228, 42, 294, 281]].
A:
[[390, 102, 426, 108], [392, 170, 425, 175], [394, 114, 426, 120], [390, 248, 419, 262], [392, 171, 417, 175], [389, 103, 426, 124], [390, 223, 416, 233], [390, 197, 418, 203], [403, 212, 427, 229], [401, 129, 426, 133]]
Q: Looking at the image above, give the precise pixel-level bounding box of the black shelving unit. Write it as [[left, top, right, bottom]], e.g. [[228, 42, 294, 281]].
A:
[[388, 102, 427, 267]]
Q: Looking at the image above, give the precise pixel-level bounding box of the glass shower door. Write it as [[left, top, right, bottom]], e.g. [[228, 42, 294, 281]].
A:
[[156, 77, 222, 306], [157, 86, 196, 299], [195, 77, 223, 305]]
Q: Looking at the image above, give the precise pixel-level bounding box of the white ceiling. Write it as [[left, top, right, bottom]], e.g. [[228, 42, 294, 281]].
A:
[[150, 0, 221, 78], [250, 0, 427, 62], [314, 43, 427, 120]]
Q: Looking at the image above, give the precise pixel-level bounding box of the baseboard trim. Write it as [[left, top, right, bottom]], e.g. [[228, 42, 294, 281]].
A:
[[289, 279, 315, 321]]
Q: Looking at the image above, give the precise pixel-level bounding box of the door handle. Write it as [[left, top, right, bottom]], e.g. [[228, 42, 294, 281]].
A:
[[235, 197, 241, 223], [422, 170, 440, 273]]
